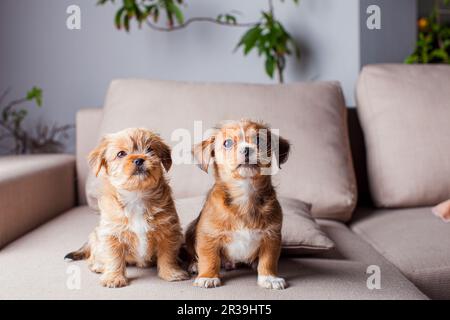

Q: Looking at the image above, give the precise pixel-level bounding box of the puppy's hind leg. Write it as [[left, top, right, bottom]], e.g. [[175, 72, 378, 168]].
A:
[[88, 256, 104, 274], [222, 258, 237, 271], [188, 261, 198, 274]]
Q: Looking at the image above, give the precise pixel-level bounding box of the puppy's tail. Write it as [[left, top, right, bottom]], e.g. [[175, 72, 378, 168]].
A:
[[64, 242, 90, 261]]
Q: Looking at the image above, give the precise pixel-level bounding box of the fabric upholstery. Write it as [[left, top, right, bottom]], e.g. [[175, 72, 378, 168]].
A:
[[0, 206, 425, 300], [176, 196, 335, 254], [356, 64, 450, 208], [76, 108, 103, 205], [0, 154, 76, 249], [93, 79, 357, 221], [351, 207, 450, 299]]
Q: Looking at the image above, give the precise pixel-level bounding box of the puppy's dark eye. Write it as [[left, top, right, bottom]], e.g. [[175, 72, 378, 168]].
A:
[[223, 139, 234, 149], [117, 151, 127, 158], [146, 147, 153, 154]]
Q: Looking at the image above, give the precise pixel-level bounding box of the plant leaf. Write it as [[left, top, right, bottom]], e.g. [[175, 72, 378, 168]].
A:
[[26, 87, 43, 107], [265, 56, 275, 78], [237, 25, 261, 54], [167, 1, 184, 25]]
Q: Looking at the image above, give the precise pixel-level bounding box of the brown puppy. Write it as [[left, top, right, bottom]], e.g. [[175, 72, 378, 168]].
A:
[[65, 128, 189, 288], [186, 120, 290, 290]]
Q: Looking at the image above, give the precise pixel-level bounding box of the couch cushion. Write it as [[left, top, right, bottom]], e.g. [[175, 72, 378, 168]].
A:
[[0, 206, 425, 299], [76, 108, 103, 205], [356, 64, 450, 208], [176, 196, 335, 255], [351, 207, 450, 299], [95, 79, 357, 221]]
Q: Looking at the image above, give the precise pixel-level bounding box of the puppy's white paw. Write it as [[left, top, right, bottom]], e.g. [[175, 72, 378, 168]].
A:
[[257, 275, 287, 290], [100, 274, 129, 288], [193, 277, 221, 289]]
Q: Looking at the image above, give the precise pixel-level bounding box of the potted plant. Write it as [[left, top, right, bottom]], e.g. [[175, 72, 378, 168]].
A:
[[406, 0, 450, 64], [98, 0, 300, 83]]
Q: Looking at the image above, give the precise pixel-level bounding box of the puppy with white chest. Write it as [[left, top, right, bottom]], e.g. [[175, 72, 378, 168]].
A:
[[186, 120, 290, 290], [65, 128, 189, 288]]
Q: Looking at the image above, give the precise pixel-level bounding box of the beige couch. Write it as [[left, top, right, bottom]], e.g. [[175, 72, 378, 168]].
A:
[[1, 64, 449, 300]]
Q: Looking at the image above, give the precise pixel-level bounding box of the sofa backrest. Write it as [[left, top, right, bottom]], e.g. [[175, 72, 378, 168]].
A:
[[356, 64, 450, 208], [76, 105, 370, 219], [76, 108, 103, 205], [107, 80, 360, 221]]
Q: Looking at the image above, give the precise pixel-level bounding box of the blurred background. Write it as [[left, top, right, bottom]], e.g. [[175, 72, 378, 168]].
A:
[[0, 0, 447, 154]]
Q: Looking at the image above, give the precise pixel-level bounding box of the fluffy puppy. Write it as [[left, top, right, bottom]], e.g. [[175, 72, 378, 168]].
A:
[[186, 120, 290, 290], [65, 128, 189, 288]]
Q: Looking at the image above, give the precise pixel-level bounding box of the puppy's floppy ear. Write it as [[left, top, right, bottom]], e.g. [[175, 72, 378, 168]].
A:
[[192, 135, 215, 173], [88, 137, 109, 177], [154, 140, 172, 172], [271, 132, 290, 168]]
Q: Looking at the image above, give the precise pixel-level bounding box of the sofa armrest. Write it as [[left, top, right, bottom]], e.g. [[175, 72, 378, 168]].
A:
[[0, 154, 76, 249]]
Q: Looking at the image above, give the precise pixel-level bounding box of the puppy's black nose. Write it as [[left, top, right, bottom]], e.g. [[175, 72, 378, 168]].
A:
[[134, 158, 145, 166], [242, 147, 254, 162]]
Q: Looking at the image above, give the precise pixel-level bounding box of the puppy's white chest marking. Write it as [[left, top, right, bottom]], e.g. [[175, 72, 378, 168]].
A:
[[119, 191, 154, 259], [225, 229, 262, 263]]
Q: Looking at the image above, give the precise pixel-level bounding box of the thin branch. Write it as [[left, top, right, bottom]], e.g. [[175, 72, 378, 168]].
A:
[[0, 88, 10, 106], [145, 16, 258, 32], [2, 97, 28, 116], [268, 0, 275, 16]]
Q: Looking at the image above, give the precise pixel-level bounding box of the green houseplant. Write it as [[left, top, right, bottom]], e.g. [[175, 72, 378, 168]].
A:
[[0, 87, 73, 155], [98, 0, 300, 83], [406, 0, 450, 64]]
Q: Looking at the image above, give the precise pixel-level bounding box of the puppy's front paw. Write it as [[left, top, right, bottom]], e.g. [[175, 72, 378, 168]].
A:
[[100, 274, 129, 288], [257, 275, 287, 290], [159, 268, 190, 282], [194, 277, 221, 289]]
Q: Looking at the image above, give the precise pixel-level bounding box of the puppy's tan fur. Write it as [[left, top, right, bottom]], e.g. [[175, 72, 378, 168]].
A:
[[186, 120, 290, 290], [65, 128, 188, 288]]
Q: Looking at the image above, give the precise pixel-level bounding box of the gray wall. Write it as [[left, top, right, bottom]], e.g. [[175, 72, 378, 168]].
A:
[[0, 0, 360, 152], [1, 0, 418, 153], [360, 0, 417, 65]]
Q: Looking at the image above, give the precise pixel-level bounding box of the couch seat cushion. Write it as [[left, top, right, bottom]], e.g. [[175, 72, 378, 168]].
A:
[[96, 79, 357, 221], [351, 207, 450, 299], [0, 206, 425, 299]]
